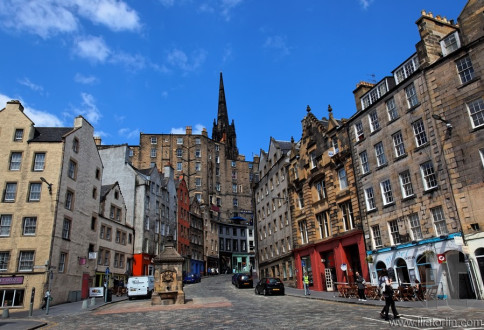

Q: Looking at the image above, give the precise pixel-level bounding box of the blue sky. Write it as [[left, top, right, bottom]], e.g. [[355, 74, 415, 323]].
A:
[[0, 0, 465, 160]]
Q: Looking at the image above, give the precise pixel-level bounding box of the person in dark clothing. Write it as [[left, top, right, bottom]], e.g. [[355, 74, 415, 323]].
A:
[[379, 269, 400, 320], [355, 272, 366, 301]]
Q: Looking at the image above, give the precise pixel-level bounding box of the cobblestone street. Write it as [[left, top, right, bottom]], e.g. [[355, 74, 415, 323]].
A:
[[24, 275, 484, 329]]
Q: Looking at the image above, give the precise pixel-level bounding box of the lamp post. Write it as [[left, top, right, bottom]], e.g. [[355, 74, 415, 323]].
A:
[[432, 114, 480, 299], [45, 269, 53, 315]]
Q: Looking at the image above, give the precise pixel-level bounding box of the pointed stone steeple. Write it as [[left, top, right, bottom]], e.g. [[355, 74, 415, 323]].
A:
[[212, 72, 239, 160]]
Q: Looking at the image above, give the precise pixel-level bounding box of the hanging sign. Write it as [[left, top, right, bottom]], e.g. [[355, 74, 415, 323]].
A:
[[437, 254, 447, 264]]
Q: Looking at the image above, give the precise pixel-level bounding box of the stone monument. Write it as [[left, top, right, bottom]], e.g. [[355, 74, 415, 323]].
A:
[[151, 238, 185, 305]]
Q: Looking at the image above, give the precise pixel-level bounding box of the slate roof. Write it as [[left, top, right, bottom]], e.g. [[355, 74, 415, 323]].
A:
[[100, 184, 115, 201], [29, 127, 73, 142]]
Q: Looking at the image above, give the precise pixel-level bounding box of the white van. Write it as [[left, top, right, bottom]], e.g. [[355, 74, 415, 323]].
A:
[[127, 276, 155, 299]]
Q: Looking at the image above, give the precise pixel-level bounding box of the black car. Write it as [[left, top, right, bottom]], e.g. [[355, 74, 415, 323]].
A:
[[255, 277, 285, 295], [232, 273, 242, 285], [234, 274, 253, 288]]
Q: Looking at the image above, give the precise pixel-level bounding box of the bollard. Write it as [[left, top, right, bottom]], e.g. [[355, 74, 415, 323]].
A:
[[81, 300, 88, 309], [2, 309, 9, 319], [90, 297, 96, 307]]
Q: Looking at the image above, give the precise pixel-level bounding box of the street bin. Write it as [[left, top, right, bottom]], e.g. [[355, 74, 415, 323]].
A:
[[107, 289, 112, 302]]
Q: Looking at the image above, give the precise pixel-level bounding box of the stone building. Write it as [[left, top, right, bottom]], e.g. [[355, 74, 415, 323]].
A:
[[419, 0, 484, 299], [287, 106, 365, 292], [254, 137, 296, 287], [0, 100, 102, 310], [189, 198, 204, 276], [219, 220, 254, 274], [97, 144, 177, 276], [348, 3, 478, 299], [176, 177, 190, 275], [95, 182, 133, 287], [128, 73, 256, 273]]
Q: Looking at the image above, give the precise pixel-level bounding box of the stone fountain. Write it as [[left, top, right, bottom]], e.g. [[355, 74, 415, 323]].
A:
[[151, 238, 185, 305]]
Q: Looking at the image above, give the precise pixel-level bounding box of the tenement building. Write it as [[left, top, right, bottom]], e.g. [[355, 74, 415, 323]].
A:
[[254, 137, 296, 287], [287, 106, 365, 292], [129, 73, 255, 273], [98, 144, 178, 276], [420, 0, 484, 299], [95, 182, 133, 287], [0, 100, 102, 310], [348, 1, 481, 299]]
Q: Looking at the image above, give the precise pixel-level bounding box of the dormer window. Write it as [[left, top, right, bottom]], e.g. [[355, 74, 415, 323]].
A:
[[440, 31, 460, 56], [394, 54, 420, 85]]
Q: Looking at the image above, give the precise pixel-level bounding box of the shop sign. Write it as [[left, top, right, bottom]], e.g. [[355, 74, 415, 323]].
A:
[[89, 287, 104, 297], [0, 276, 24, 285], [453, 236, 463, 246], [437, 254, 447, 264]]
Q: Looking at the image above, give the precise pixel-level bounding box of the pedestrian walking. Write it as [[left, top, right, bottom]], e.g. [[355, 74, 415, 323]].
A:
[[303, 273, 310, 296], [379, 269, 400, 320], [355, 272, 366, 301]]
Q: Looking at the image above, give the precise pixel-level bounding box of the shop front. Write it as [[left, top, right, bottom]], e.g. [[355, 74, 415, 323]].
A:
[[294, 230, 367, 292], [232, 254, 251, 274], [367, 233, 477, 299], [132, 253, 154, 276]]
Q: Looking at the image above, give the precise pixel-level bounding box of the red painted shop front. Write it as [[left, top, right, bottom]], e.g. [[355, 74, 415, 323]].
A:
[[132, 253, 153, 276], [294, 230, 368, 292]]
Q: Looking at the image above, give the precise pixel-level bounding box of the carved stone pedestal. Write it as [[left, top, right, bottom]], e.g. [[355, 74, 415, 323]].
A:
[[151, 239, 186, 305]]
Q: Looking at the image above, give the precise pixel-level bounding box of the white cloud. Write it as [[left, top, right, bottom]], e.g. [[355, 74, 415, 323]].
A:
[[74, 73, 99, 84], [109, 51, 146, 71], [158, 0, 175, 7], [170, 127, 185, 134], [0, 93, 64, 126], [263, 35, 290, 57], [170, 124, 205, 134], [74, 0, 141, 32], [94, 130, 110, 138], [166, 48, 207, 73], [118, 128, 140, 139], [193, 124, 205, 134], [222, 44, 233, 63], [359, 0, 374, 10], [114, 114, 125, 122], [74, 35, 111, 62], [220, 0, 243, 21], [0, 0, 78, 38], [18, 78, 44, 93], [71, 92, 102, 124], [0, 0, 140, 38]]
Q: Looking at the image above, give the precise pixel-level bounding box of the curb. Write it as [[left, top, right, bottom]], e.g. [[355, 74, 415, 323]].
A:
[[284, 292, 413, 308]]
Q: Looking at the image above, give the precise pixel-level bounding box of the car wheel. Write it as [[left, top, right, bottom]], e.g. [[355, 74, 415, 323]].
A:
[[128, 296, 132, 300]]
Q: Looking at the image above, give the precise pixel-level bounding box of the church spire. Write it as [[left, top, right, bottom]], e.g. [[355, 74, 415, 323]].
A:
[[217, 72, 229, 128], [212, 72, 239, 160]]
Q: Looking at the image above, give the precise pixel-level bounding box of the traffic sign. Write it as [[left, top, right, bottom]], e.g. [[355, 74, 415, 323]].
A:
[[437, 254, 446, 264]]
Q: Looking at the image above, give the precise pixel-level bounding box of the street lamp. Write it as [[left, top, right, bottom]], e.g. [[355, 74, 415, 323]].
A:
[[432, 114, 453, 129], [40, 177, 53, 195]]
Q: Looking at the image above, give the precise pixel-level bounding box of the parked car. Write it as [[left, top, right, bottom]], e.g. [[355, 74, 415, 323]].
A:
[[183, 273, 201, 284], [127, 276, 155, 300], [232, 273, 241, 285], [234, 273, 253, 288], [255, 277, 285, 295]]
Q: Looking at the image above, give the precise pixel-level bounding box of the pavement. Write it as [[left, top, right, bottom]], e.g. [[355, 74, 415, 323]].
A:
[[2, 280, 483, 329], [0, 294, 128, 330]]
